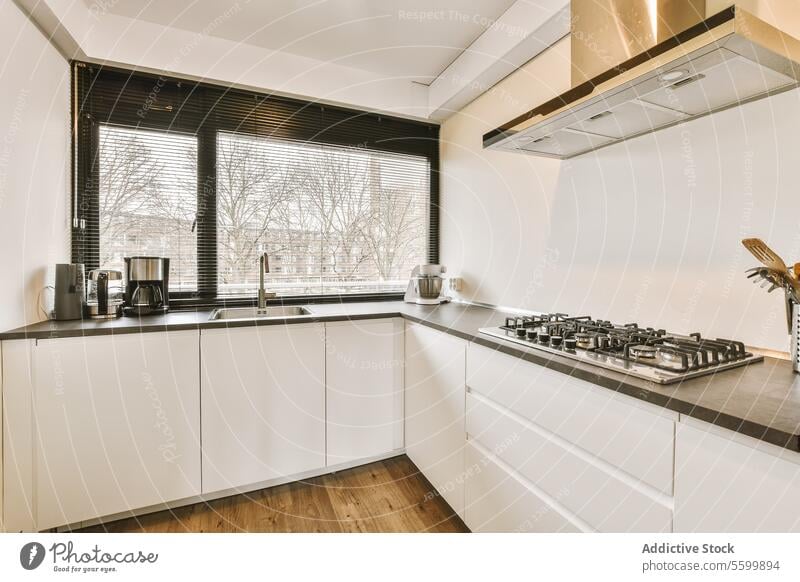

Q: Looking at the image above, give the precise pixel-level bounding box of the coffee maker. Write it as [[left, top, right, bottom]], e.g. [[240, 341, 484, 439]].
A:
[[124, 256, 170, 316], [404, 264, 450, 305]]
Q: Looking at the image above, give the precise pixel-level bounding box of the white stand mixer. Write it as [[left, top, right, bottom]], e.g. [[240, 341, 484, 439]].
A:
[[404, 264, 450, 305]]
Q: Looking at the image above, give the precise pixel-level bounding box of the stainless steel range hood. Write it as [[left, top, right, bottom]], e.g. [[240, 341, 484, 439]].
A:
[[483, 2, 800, 159]]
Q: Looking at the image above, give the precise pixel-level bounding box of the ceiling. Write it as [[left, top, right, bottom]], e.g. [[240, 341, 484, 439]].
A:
[[83, 0, 519, 83]]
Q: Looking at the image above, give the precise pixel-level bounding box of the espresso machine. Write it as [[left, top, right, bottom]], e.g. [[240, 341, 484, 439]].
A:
[[124, 256, 170, 316], [404, 264, 450, 305]]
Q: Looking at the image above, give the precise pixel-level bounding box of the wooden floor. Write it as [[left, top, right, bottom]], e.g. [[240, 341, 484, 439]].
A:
[[80, 455, 469, 533]]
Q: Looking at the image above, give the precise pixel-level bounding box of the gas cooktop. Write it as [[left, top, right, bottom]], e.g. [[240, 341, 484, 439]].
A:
[[479, 313, 763, 384]]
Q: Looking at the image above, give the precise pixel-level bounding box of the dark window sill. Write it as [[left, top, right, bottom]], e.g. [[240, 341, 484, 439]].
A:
[[168, 292, 404, 311]]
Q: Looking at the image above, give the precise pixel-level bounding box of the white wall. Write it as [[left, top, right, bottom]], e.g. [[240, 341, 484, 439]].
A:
[[440, 37, 800, 352], [0, 1, 70, 332]]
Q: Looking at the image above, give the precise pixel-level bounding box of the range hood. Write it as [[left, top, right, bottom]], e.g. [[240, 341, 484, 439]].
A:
[[483, 2, 800, 159]]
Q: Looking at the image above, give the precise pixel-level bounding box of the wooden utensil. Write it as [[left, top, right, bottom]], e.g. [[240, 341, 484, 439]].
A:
[[742, 238, 790, 275], [742, 239, 800, 333], [742, 239, 800, 295]]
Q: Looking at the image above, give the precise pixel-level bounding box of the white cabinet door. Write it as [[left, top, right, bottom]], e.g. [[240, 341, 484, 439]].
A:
[[325, 319, 404, 465], [675, 422, 800, 532], [405, 322, 467, 519], [2, 340, 36, 532], [34, 331, 201, 530], [201, 323, 325, 494]]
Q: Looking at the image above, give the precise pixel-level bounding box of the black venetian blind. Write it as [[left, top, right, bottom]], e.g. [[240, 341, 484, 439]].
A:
[[72, 62, 440, 300]]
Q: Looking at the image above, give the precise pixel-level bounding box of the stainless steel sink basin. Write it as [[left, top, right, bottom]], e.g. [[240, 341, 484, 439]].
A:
[[208, 306, 312, 321]]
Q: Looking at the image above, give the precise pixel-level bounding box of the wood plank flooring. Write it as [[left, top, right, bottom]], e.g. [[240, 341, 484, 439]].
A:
[[79, 455, 469, 533]]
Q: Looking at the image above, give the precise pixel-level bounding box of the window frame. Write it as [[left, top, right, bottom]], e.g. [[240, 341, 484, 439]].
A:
[[71, 62, 440, 304]]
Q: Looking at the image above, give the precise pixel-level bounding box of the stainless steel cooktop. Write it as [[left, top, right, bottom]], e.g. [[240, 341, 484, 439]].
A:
[[479, 313, 764, 385]]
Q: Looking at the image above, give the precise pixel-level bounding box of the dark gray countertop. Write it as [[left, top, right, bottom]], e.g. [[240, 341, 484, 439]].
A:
[[3, 301, 800, 452]]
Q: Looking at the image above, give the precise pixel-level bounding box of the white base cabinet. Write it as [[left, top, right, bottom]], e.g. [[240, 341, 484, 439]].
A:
[[17, 312, 800, 534], [325, 319, 404, 465], [201, 323, 326, 494], [467, 343, 676, 496], [675, 421, 800, 532], [465, 342, 676, 533], [405, 322, 467, 519], [466, 392, 673, 532], [33, 331, 201, 530], [2, 340, 35, 531], [0, 343, 3, 531]]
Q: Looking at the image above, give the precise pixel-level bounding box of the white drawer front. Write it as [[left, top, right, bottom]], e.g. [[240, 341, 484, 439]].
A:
[[467, 343, 675, 495], [676, 422, 800, 532], [464, 441, 586, 533], [466, 393, 672, 532]]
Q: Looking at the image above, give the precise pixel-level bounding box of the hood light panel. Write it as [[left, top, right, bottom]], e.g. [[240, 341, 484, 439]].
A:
[[659, 69, 691, 82]]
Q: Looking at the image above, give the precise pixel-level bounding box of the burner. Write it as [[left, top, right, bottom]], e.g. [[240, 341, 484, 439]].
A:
[[657, 347, 683, 363], [629, 345, 657, 359], [483, 312, 763, 385]]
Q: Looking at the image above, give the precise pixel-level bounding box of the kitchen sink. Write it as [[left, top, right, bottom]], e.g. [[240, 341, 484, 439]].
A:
[[208, 306, 312, 321]]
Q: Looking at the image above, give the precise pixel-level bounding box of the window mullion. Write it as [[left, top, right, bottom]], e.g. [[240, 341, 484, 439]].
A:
[[197, 123, 217, 299]]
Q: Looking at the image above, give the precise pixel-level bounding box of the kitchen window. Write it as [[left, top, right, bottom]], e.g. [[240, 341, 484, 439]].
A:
[[97, 125, 199, 292], [72, 63, 439, 302], [215, 132, 429, 296]]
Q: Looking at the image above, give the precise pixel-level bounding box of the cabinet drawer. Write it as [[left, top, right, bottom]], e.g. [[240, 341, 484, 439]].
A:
[[464, 441, 586, 533], [676, 422, 800, 532], [467, 393, 672, 532], [467, 343, 675, 495]]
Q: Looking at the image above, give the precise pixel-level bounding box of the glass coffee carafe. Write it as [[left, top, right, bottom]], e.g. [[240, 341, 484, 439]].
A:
[[86, 269, 124, 319]]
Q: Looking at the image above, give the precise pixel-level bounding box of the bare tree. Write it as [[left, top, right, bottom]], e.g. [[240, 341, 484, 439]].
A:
[[97, 130, 163, 266], [216, 134, 296, 286], [301, 147, 372, 281], [98, 126, 199, 289], [361, 185, 426, 281]]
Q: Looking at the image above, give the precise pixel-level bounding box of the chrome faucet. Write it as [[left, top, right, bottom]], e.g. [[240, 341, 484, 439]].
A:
[[258, 252, 276, 311]]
